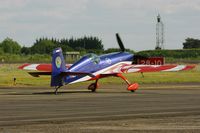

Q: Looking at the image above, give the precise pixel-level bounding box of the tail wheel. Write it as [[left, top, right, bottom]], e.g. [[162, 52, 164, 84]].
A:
[[88, 83, 99, 92]]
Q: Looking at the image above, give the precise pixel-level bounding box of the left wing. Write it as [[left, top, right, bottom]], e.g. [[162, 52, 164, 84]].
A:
[[101, 64, 195, 74], [18, 63, 73, 71]]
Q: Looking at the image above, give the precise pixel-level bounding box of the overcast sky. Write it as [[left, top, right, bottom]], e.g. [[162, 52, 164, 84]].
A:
[[0, 0, 200, 51]]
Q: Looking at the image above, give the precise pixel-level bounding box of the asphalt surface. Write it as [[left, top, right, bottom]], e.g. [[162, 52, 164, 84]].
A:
[[0, 83, 200, 133]]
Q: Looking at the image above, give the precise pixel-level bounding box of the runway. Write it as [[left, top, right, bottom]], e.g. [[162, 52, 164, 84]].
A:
[[0, 83, 200, 133]]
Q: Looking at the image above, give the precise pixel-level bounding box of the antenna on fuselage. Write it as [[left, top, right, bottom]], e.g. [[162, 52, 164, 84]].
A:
[[116, 33, 125, 52]]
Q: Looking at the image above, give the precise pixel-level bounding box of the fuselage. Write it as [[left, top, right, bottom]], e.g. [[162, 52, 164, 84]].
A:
[[64, 52, 134, 84]]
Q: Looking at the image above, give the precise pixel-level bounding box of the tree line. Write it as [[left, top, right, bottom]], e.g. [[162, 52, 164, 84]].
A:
[[183, 38, 200, 49], [0, 36, 104, 55], [0, 36, 200, 56]]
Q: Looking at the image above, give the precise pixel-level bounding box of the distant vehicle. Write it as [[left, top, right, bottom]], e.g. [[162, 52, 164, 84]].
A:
[[19, 33, 195, 94]]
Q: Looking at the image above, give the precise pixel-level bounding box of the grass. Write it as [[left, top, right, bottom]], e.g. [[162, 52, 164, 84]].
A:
[[0, 64, 50, 87], [0, 64, 200, 87], [0, 54, 51, 63]]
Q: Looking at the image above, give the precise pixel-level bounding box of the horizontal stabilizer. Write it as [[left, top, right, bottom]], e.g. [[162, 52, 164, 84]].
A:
[[60, 72, 95, 78], [28, 72, 52, 77], [28, 71, 95, 78]]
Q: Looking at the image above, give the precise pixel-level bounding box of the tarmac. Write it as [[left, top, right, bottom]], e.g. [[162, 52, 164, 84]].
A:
[[0, 83, 200, 133]]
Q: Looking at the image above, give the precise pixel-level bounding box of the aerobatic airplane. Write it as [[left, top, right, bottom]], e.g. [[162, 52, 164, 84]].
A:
[[19, 34, 195, 94]]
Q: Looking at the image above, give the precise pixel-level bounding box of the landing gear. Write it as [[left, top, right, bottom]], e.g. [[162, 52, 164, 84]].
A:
[[54, 86, 61, 95], [116, 74, 139, 92], [127, 83, 139, 92], [88, 79, 99, 92]]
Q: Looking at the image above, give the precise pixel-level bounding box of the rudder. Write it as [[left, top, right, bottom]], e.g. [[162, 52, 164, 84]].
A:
[[51, 47, 68, 87]]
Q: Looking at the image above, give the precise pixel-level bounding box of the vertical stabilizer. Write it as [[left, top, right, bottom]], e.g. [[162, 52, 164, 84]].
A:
[[51, 47, 67, 87]]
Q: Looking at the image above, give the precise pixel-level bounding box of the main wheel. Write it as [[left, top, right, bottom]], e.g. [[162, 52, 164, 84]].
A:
[[127, 83, 139, 92]]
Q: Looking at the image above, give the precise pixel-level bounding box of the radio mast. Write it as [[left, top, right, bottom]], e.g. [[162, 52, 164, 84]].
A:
[[156, 14, 164, 49]]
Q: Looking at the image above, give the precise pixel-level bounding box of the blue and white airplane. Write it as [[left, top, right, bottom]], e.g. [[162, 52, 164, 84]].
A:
[[19, 34, 195, 94]]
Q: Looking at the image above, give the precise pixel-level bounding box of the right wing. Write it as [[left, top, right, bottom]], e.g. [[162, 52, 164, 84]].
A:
[[101, 64, 196, 74]]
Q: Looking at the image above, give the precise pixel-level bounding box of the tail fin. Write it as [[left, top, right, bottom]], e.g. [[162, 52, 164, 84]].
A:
[[51, 47, 68, 87]]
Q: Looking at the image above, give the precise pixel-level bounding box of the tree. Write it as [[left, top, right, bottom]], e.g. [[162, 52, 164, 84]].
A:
[[67, 36, 104, 51], [31, 39, 56, 54], [104, 48, 135, 54], [0, 38, 21, 54], [59, 38, 73, 52], [155, 46, 162, 50], [0, 47, 3, 54], [21, 46, 31, 55], [183, 38, 200, 49]]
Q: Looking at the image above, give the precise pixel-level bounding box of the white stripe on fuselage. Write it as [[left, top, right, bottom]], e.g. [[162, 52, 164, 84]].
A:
[[68, 61, 132, 84]]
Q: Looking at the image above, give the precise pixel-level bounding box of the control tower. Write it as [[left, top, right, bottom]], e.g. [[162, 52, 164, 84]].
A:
[[156, 14, 164, 49]]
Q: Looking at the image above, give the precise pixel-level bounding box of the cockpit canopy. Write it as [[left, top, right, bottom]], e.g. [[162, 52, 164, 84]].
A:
[[85, 53, 100, 64], [69, 53, 101, 72]]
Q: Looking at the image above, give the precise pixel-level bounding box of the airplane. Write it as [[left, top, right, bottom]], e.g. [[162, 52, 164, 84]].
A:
[[19, 33, 195, 94]]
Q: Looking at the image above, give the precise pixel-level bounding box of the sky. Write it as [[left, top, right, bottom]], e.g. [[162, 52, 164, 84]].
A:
[[0, 0, 200, 51]]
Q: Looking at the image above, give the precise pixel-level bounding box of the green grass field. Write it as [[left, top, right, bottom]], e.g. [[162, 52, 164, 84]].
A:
[[0, 64, 200, 87]]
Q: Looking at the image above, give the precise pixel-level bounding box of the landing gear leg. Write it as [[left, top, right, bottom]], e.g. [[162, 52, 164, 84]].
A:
[[88, 79, 99, 92], [116, 74, 139, 92], [54, 86, 61, 95]]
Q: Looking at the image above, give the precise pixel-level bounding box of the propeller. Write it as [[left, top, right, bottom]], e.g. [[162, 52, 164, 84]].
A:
[[115, 33, 148, 64], [116, 33, 125, 52]]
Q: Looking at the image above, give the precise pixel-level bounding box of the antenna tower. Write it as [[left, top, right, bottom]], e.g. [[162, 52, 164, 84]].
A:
[[156, 14, 164, 49]]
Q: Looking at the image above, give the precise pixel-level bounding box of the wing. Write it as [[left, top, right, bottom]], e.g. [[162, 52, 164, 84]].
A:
[[18, 63, 73, 71], [101, 64, 196, 74]]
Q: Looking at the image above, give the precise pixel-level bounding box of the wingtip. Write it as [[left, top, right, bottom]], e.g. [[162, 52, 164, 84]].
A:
[[185, 64, 196, 70], [18, 64, 30, 70]]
